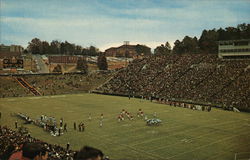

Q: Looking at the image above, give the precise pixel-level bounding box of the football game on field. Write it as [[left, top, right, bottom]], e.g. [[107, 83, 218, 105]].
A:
[[1, 93, 249, 160]]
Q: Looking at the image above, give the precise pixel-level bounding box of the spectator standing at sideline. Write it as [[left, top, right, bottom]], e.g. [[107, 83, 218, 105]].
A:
[[154, 112, 157, 118], [66, 142, 70, 150], [15, 121, 18, 129], [100, 114, 104, 120], [60, 118, 63, 127], [88, 113, 92, 121], [74, 122, 76, 130], [78, 123, 82, 132], [64, 123, 67, 132], [99, 120, 103, 127]]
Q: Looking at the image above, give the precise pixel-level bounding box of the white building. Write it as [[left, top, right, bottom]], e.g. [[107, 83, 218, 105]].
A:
[[218, 39, 250, 58]]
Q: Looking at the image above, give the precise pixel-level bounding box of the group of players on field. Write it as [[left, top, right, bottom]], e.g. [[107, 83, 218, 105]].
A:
[[117, 109, 153, 122]]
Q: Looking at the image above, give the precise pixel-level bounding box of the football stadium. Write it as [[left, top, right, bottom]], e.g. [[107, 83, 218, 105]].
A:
[[1, 1, 250, 160]]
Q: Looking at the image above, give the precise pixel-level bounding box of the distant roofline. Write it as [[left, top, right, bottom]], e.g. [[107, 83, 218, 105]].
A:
[[105, 44, 149, 51], [0, 44, 23, 47]]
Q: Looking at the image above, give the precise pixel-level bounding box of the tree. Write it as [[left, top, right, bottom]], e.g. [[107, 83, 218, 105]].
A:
[[23, 49, 28, 54], [171, 23, 250, 55], [53, 64, 62, 73], [237, 23, 250, 39], [217, 28, 227, 41], [172, 40, 183, 54], [199, 29, 218, 54], [41, 41, 50, 54], [60, 42, 66, 55], [225, 27, 240, 40], [75, 45, 82, 55], [81, 46, 99, 56], [27, 38, 42, 54], [65, 41, 75, 55], [154, 42, 171, 55], [182, 36, 199, 54], [27, 38, 105, 56], [97, 54, 108, 70], [50, 40, 61, 55], [82, 48, 89, 56], [89, 46, 99, 56], [60, 41, 75, 55], [165, 42, 171, 51], [76, 57, 88, 73]]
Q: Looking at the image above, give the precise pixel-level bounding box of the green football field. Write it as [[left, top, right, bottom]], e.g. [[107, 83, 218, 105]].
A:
[[0, 93, 250, 160]]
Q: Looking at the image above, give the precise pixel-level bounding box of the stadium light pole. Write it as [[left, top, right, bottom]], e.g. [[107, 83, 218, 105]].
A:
[[124, 41, 129, 67], [30, 56, 32, 72]]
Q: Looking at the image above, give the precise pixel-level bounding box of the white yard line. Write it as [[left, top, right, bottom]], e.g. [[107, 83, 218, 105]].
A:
[[150, 121, 247, 152], [130, 119, 243, 147], [166, 132, 250, 160], [206, 142, 250, 160], [84, 131, 164, 160]]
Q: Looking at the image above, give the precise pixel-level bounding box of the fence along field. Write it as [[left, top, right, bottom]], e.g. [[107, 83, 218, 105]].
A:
[[0, 93, 250, 160]]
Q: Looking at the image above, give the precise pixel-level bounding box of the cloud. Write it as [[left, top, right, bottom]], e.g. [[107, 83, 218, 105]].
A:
[[1, 16, 169, 50], [1, 0, 250, 51]]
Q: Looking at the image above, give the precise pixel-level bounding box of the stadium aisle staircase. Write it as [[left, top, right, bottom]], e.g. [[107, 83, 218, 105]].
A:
[[15, 77, 41, 96], [93, 71, 119, 92]]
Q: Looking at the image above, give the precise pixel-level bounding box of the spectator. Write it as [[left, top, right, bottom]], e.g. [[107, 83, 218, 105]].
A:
[[0, 126, 76, 160], [9, 142, 48, 160], [97, 54, 250, 111], [76, 146, 104, 160]]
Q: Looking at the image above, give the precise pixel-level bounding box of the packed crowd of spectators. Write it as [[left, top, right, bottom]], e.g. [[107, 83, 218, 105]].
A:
[[0, 71, 113, 97], [0, 77, 33, 98], [97, 54, 250, 111], [0, 126, 76, 159]]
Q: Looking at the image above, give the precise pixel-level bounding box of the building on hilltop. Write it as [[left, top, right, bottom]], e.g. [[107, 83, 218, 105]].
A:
[[105, 45, 137, 58], [48, 55, 79, 64], [218, 39, 250, 58], [105, 42, 151, 58], [0, 44, 23, 58], [0, 44, 23, 53], [0, 44, 24, 71]]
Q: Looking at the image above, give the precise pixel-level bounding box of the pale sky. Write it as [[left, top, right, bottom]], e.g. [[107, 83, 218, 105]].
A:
[[0, 0, 250, 51]]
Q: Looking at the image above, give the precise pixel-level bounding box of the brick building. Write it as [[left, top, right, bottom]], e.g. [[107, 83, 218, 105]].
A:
[[105, 44, 138, 58], [0, 44, 23, 58], [48, 56, 78, 64]]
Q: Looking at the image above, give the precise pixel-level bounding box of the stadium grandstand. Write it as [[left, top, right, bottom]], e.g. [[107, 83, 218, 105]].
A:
[[95, 54, 250, 111]]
